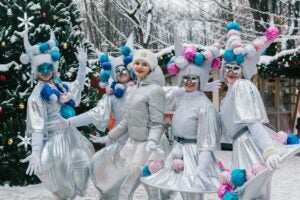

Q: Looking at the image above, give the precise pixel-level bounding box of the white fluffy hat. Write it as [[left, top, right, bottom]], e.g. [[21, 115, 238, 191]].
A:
[[132, 49, 158, 71]]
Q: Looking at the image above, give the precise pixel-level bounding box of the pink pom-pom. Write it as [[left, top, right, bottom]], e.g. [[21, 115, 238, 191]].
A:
[[252, 38, 265, 51], [273, 131, 288, 144], [106, 86, 114, 94], [265, 27, 280, 41], [184, 47, 197, 61], [219, 171, 232, 186], [148, 160, 164, 174], [172, 159, 184, 173], [60, 94, 68, 103], [211, 58, 222, 70], [218, 184, 233, 199], [168, 63, 180, 75], [227, 29, 240, 38], [246, 169, 255, 180], [203, 51, 213, 62], [251, 163, 266, 175]]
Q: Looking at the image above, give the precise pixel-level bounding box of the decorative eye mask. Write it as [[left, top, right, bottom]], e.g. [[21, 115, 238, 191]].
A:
[[115, 65, 128, 76], [224, 64, 242, 74], [183, 75, 200, 84], [38, 63, 54, 74]]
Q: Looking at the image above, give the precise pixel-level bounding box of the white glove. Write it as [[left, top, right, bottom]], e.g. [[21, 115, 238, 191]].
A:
[[146, 140, 158, 152], [47, 114, 70, 132], [202, 80, 221, 92], [89, 134, 111, 145], [266, 154, 281, 171], [75, 45, 87, 85], [21, 151, 42, 176], [20, 133, 43, 176]]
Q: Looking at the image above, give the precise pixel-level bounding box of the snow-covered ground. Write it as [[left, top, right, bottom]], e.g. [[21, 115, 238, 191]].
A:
[[1, 150, 300, 200]]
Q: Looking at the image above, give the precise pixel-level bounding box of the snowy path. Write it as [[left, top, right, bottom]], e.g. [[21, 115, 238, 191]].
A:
[[1, 151, 300, 200]]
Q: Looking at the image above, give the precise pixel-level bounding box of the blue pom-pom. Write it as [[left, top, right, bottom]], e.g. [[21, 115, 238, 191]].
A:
[[226, 21, 240, 31], [193, 53, 205, 66], [51, 51, 61, 61], [100, 54, 109, 64], [66, 99, 75, 107], [62, 83, 69, 91], [39, 42, 50, 53], [101, 62, 111, 70], [100, 70, 110, 82], [121, 46, 131, 56], [40, 84, 54, 100], [142, 166, 151, 177], [114, 88, 125, 98], [231, 169, 246, 187], [123, 55, 133, 65], [167, 60, 174, 66], [287, 134, 299, 144], [223, 50, 235, 62], [223, 192, 238, 200], [52, 89, 61, 98], [60, 104, 76, 119], [110, 81, 117, 89], [235, 54, 245, 64]]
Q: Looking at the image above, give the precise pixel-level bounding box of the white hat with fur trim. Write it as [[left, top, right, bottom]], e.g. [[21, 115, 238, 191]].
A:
[[220, 21, 280, 81]]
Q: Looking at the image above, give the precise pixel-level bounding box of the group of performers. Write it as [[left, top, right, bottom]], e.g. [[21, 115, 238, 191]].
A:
[[20, 21, 300, 200]]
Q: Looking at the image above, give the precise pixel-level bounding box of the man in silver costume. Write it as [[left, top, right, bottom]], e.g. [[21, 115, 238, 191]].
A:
[[141, 35, 222, 200], [20, 30, 94, 200], [219, 22, 300, 199]]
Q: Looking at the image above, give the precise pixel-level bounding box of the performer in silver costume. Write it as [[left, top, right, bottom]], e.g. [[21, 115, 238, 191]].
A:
[[20, 30, 94, 200], [219, 22, 300, 199], [141, 35, 222, 200], [97, 49, 167, 200]]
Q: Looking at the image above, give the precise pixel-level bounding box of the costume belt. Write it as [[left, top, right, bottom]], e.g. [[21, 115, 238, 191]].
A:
[[232, 126, 249, 141], [174, 136, 197, 144]]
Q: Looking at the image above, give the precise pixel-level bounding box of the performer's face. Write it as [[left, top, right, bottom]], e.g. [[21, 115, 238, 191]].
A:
[[224, 63, 243, 84], [133, 59, 151, 80], [183, 75, 200, 92], [38, 63, 54, 81], [116, 66, 130, 83]]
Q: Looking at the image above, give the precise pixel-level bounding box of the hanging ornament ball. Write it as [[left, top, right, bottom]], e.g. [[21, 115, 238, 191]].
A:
[[42, 12, 46, 18], [1, 41, 6, 47], [18, 102, 25, 110], [7, 8, 12, 16], [63, 43, 68, 49], [8, 138, 13, 145], [0, 106, 3, 113]]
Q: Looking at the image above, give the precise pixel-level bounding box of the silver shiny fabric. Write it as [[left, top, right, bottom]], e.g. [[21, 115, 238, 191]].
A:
[[26, 80, 95, 200], [141, 90, 221, 194], [88, 90, 129, 200], [220, 79, 300, 200]]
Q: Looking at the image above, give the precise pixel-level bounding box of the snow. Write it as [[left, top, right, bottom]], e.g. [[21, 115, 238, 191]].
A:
[[259, 46, 300, 65], [0, 61, 18, 72], [1, 150, 299, 200]]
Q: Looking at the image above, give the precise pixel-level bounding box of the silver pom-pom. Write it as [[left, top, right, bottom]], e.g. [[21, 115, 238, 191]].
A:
[[115, 83, 125, 90], [49, 94, 58, 104], [233, 47, 245, 55], [20, 54, 30, 64], [99, 82, 108, 88], [175, 56, 189, 69]]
